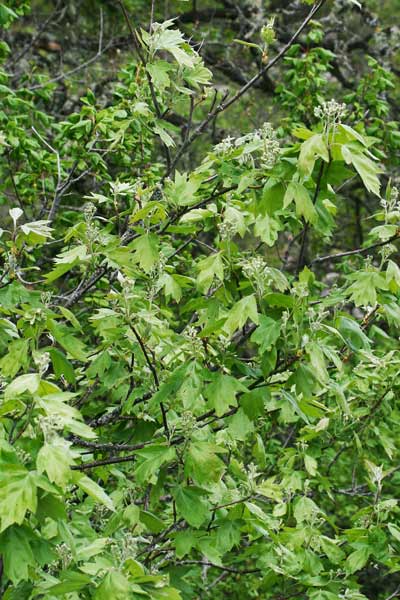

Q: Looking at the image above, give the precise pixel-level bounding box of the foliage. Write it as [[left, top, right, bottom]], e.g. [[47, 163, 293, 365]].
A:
[[0, 1, 400, 599]]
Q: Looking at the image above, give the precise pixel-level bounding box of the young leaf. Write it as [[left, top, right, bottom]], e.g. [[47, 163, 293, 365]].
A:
[[223, 294, 259, 336], [72, 473, 115, 512], [173, 486, 210, 528], [284, 182, 317, 223], [204, 373, 247, 417]]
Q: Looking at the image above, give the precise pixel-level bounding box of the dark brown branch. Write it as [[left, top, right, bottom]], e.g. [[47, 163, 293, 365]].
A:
[[130, 324, 169, 438]]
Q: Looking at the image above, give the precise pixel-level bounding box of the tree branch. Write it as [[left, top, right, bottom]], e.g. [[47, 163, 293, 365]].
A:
[[167, 0, 328, 174], [311, 232, 400, 265]]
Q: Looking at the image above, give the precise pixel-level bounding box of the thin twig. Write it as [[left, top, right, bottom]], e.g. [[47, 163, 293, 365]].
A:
[[312, 231, 400, 265], [118, 0, 171, 170], [385, 586, 400, 600], [130, 324, 170, 437], [167, 0, 328, 174], [6, 153, 24, 210], [9, 0, 62, 67], [150, 0, 156, 31], [28, 9, 107, 90]]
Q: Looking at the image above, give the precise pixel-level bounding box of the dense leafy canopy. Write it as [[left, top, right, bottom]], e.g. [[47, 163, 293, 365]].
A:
[[0, 0, 400, 598]]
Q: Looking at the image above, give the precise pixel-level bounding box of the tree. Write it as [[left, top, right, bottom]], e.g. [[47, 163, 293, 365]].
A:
[[0, 1, 400, 598]]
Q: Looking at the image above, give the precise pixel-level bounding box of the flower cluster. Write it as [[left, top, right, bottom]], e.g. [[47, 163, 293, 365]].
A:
[[37, 414, 64, 440], [381, 186, 400, 221], [214, 135, 235, 156], [241, 256, 288, 296], [213, 123, 279, 170], [33, 351, 50, 376], [314, 99, 346, 137], [241, 256, 273, 296], [308, 306, 329, 333], [91, 503, 111, 529], [111, 532, 139, 565], [83, 201, 102, 245], [147, 254, 167, 301], [257, 122, 280, 169], [83, 201, 96, 223], [180, 410, 198, 435], [55, 543, 73, 570], [41, 290, 53, 307], [261, 18, 276, 46], [15, 447, 31, 464], [183, 325, 204, 357], [218, 219, 237, 241], [314, 99, 346, 123]]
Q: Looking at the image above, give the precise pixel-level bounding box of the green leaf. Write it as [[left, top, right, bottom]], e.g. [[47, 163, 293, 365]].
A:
[[347, 270, 387, 307], [306, 342, 329, 383], [294, 496, 320, 523], [185, 442, 225, 486], [228, 408, 254, 440], [4, 372, 40, 400], [20, 219, 53, 242], [49, 348, 76, 384], [167, 170, 201, 206], [94, 570, 133, 600], [223, 294, 259, 336], [281, 390, 310, 424], [46, 245, 88, 282], [386, 259, 400, 290], [251, 315, 281, 353], [72, 473, 115, 512], [304, 454, 318, 476], [36, 441, 73, 489], [298, 134, 329, 177], [140, 509, 165, 534], [346, 546, 370, 574], [174, 530, 197, 558], [204, 373, 247, 417], [76, 537, 110, 561], [341, 143, 381, 196], [47, 571, 92, 595], [147, 61, 172, 90], [0, 526, 35, 584], [320, 536, 345, 564], [48, 321, 88, 361], [134, 445, 176, 484], [173, 486, 210, 528], [284, 182, 317, 223], [0, 339, 29, 378], [149, 363, 189, 409], [0, 281, 41, 310], [254, 214, 281, 246], [154, 121, 176, 147], [130, 233, 160, 272], [339, 124, 368, 146], [183, 57, 212, 89], [260, 180, 285, 216], [337, 316, 371, 351], [388, 523, 400, 543], [196, 252, 224, 293], [86, 351, 112, 378], [0, 465, 37, 531]]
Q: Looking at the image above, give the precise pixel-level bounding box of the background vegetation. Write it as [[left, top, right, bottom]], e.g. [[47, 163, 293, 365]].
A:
[[0, 1, 399, 599]]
